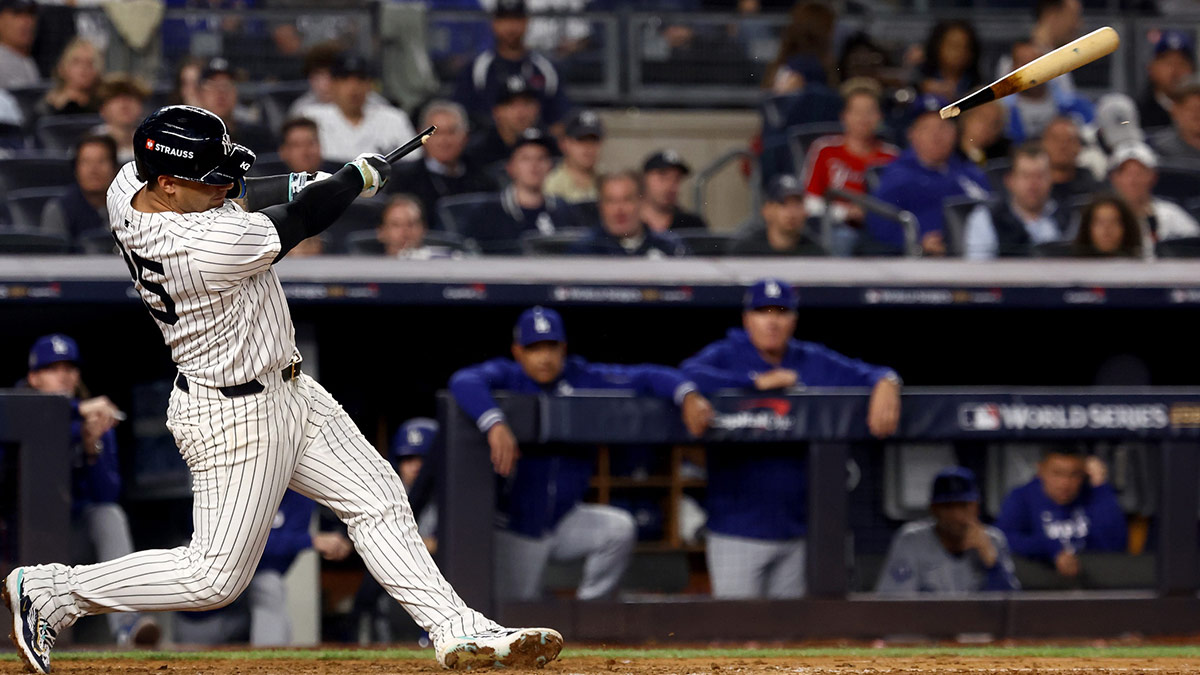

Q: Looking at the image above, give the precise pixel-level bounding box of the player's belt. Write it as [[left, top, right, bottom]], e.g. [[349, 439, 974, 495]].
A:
[[175, 361, 303, 398]]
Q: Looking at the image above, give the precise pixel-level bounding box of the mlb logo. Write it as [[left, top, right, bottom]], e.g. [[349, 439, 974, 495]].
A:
[[145, 139, 155, 149], [959, 404, 1001, 431]]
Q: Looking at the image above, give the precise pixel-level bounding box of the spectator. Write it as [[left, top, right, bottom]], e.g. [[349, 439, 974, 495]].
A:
[[195, 57, 276, 154], [390, 99, 496, 226], [462, 128, 574, 254], [1042, 116, 1102, 205], [306, 53, 417, 164], [764, 1, 837, 93], [640, 150, 707, 232], [1139, 31, 1195, 131], [876, 467, 1020, 595], [167, 57, 203, 107], [544, 109, 604, 204], [36, 38, 101, 117], [277, 117, 326, 174], [93, 74, 149, 164], [1071, 194, 1144, 258], [958, 102, 1010, 167], [1108, 141, 1200, 248], [568, 170, 690, 257], [996, 447, 1127, 580], [0, 86, 20, 126], [914, 19, 982, 102], [964, 143, 1067, 260], [288, 42, 387, 119], [453, 0, 570, 131], [730, 174, 825, 256], [465, 76, 548, 172], [0, 0, 39, 89], [866, 94, 989, 256], [377, 194, 455, 259], [995, 0, 1082, 95], [175, 490, 352, 646], [19, 334, 160, 647], [681, 279, 901, 598], [801, 78, 899, 223], [449, 306, 712, 600], [1002, 40, 1093, 143], [1150, 79, 1200, 162], [40, 135, 117, 245]]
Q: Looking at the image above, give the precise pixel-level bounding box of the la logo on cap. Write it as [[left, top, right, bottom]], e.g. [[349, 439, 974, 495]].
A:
[[51, 336, 70, 355], [407, 428, 423, 446], [765, 281, 781, 298], [534, 311, 551, 334], [145, 139, 155, 149]]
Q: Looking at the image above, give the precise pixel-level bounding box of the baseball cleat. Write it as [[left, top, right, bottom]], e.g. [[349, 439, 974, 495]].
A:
[[436, 626, 563, 670], [4, 568, 56, 674]]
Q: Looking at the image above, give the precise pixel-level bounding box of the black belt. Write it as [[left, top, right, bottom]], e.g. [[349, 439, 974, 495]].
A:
[[175, 362, 302, 398]]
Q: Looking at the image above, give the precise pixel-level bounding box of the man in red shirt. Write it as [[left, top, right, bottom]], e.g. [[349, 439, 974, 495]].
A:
[[801, 79, 900, 226]]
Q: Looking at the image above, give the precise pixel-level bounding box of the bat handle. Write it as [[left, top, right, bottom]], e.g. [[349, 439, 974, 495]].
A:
[[384, 126, 438, 163], [940, 87, 997, 120]]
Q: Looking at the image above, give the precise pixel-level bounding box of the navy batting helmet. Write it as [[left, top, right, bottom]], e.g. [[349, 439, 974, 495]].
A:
[[133, 105, 255, 185]]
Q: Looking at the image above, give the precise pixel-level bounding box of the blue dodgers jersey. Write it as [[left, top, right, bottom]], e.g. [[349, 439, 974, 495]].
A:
[[995, 478, 1128, 562], [866, 148, 989, 251], [257, 490, 317, 574], [681, 329, 896, 540]]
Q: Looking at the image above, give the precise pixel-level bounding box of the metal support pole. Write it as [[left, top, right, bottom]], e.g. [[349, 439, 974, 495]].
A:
[[807, 442, 849, 597], [1157, 441, 1199, 596]]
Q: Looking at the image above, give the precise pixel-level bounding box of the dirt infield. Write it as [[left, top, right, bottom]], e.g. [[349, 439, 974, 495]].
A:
[[9, 654, 1200, 674]]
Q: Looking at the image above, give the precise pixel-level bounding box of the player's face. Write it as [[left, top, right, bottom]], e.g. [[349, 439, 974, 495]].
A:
[[60, 42, 99, 92], [512, 341, 567, 384], [494, 96, 541, 135], [1149, 51, 1194, 94], [599, 175, 641, 237], [492, 17, 528, 51], [160, 176, 234, 213], [279, 126, 322, 174], [0, 8, 37, 53], [1038, 454, 1086, 505], [1041, 119, 1079, 168], [908, 114, 956, 166], [377, 202, 426, 256], [76, 141, 117, 194], [27, 362, 80, 397], [507, 144, 552, 190], [931, 501, 978, 542], [937, 26, 972, 74], [101, 94, 145, 128], [1004, 154, 1052, 215], [743, 307, 797, 354], [643, 167, 683, 209], [1110, 160, 1156, 204], [562, 136, 601, 171], [199, 75, 238, 120], [398, 456, 423, 488], [1088, 203, 1126, 254], [1172, 94, 1200, 136], [761, 196, 806, 236], [841, 93, 881, 141], [424, 110, 468, 165], [333, 75, 370, 115]]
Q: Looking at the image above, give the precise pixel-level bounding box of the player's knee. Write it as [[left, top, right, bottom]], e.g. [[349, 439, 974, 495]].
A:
[[605, 510, 637, 552]]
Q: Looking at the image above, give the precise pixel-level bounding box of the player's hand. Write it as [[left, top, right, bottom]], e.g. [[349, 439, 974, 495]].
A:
[[1055, 549, 1080, 577], [312, 532, 353, 561], [681, 391, 714, 438], [80, 396, 121, 435], [867, 376, 901, 439], [962, 521, 998, 568], [346, 153, 391, 198], [487, 423, 520, 477], [754, 369, 798, 391], [1085, 455, 1108, 487], [921, 231, 946, 257]]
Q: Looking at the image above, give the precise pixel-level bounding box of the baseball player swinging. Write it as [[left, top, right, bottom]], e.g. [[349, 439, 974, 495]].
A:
[[3, 105, 562, 673]]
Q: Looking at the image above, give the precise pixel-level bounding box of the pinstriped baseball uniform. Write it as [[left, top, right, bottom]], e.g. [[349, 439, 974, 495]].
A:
[[18, 162, 499, 644]]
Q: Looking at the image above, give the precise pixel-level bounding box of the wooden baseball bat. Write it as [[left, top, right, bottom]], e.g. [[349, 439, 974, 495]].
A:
[[940, 27, 1120, 119], [385, 125, 438, 163]]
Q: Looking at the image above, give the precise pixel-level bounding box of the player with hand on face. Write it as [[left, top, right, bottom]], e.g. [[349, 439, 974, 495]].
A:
[[4, 105, 562, 674], [681, 279, 901, 599], [449, 307, 714, 601]]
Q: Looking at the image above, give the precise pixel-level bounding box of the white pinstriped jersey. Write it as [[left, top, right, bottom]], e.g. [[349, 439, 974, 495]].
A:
[[107, 162, 300, 389]]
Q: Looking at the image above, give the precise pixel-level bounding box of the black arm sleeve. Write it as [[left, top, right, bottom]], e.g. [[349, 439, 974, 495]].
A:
[[238, 175, 292, 212], [263, 165, 363, 262]]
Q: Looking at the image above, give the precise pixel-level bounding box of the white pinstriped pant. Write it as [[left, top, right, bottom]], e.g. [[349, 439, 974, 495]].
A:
[[21, 373, 497, 644]]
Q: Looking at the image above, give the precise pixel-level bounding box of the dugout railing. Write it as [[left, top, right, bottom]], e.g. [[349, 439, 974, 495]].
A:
[[438, 389, 1200, 640]]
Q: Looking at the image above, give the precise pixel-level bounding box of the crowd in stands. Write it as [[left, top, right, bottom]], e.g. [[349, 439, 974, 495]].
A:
[[5, 0, 1200, 259]]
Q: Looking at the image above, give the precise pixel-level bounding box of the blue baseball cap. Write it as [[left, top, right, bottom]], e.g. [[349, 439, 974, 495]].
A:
[[391, 418, 438, 460], [1155, 30, 1195, 62], [744, 278, 797, 311], [908, 93, 950, 127], [930, 466, 980, 504], [28, 334, 80, 372], [766, 174, 806, 203], [514, 306, 566, 346]]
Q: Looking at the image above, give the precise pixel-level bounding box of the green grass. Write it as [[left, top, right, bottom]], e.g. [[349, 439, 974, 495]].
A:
[[3, 645, 1200, 662]]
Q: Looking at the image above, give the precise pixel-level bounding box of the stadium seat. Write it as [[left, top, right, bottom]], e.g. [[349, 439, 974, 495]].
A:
[[0, 156, 74, 192], [0, 226, 70, 254], [983, 158, 1012, 193], [6, 82, 51, 129], [255, 80, 311, 133], [674, 231, 734, 256], [4, 186, 68, 228], [983, 443, 1044, 517], [1030, 240, 1076, 258], [881, 444, 958, 521], [0, 122, 27, 151], [77, 228, 117, 255], [35, 114, 103, 153], [521, 229, 589, 256], [1156, 236, 1200, 258], [1012, 553, 1155, 590], [786, 121, 842, 175], [941, 196, 992, 257], [323, 199, 388, 253], [436, 192, 500, 236], [1152, 160, 1200, 204], [345, 230, 471, 256]]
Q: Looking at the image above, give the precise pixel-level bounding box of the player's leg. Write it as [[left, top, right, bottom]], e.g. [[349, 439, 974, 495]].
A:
[[248, 570, 290, 646], [82, 502, 161, 646], [6, 385, 298, 672], [763, 539, 806, 600], [705, 532, 772, 599], [547, 504, 636, 600], [494, 530, 554, 601], [287, 376, 561, 669]]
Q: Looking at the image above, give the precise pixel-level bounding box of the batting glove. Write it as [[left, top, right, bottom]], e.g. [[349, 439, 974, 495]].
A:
[[345, 153, 391, 198], [288, 171, 332, 201]]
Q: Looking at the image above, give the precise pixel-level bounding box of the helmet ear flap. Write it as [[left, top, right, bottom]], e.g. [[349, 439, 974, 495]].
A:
[[134, 156, 155, 184]]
